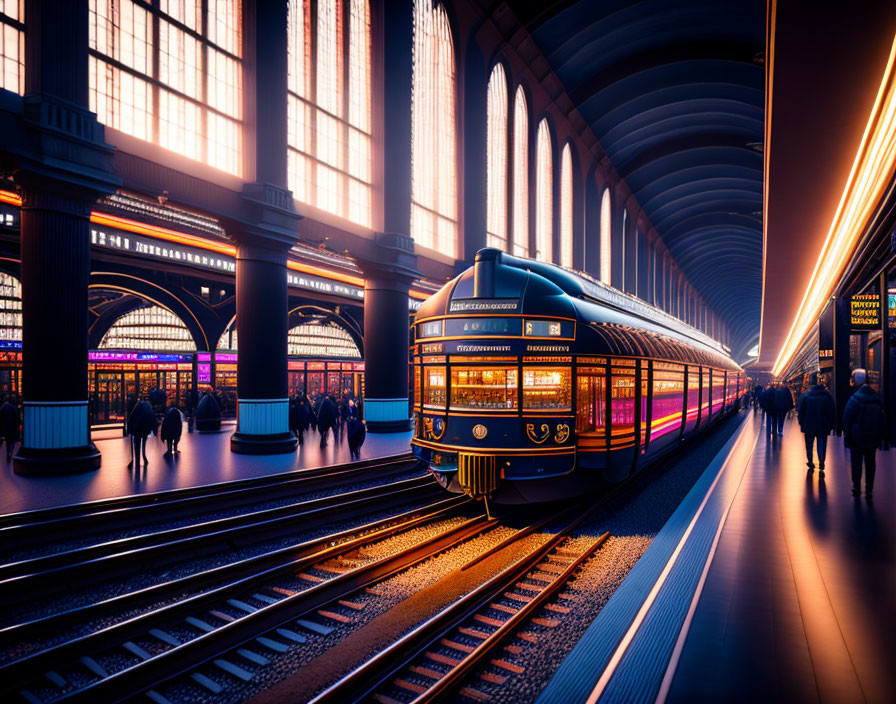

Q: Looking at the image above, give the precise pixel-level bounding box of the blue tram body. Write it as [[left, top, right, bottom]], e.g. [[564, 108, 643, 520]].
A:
[[410, 248, 745, 504]]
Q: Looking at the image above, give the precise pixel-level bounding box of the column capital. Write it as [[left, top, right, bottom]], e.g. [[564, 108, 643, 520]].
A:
[[356, 232, 420, 288], [12, 94, 120, 202], [225, 183, 302, 253]]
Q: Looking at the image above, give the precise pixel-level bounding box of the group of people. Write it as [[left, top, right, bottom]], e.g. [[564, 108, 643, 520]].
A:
[[125, 394, 184, 468], [288, 392, 366, 459], [754, 369, 885, 499]]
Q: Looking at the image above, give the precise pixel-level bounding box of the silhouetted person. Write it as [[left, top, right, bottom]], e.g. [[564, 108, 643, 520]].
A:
[[317, 394, 337, 448], [347, 416, 366, 460], [195, 391, 222, 432], [842, 369, 885, 499], [127, 399, 156, 468], [759, 384, 777, 438], [774, 384, 793, 435], [160, 404, 183, 456], [0, 397, 20, 462], [797, 379, 835, 475]]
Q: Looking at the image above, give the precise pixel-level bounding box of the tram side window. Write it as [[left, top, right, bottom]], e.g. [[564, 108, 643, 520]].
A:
[[523, 367, 571, 410], [712, 370, 725, 413], [686, 366, 700, 422], [652, 363, 684, 439], [610, 364, 636, 444], [701, 368, 711, 414], [450, 367, 518, 410], [424, 366, 447, 409], [576, 368, 606, 432]]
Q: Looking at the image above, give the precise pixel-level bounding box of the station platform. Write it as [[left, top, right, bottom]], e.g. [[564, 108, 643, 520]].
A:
[[539, 411, 896, 704], [0, 425, 413, 516]]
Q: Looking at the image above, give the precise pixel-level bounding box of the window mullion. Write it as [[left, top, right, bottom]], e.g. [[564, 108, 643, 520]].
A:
[[201, 0, 209, 167], [151, 5, 160, 145]]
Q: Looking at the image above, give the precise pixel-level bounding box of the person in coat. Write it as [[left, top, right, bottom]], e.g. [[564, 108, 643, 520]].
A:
[[842, 369, 886, 498], [346, 416, 366, 460], [774, 384, 794, 436], [0, 397, 20, 462], [316, 394, 338, 448], [159, 403, 183, 456], [127, 399, 156, 468], [195, 391, 222, 432], [797, 379, 836, 474], [759, 384, 778, 438]]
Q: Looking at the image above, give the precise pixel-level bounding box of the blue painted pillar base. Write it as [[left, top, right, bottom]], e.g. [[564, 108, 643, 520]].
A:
[[14, 401, 100, 475], [231, 398, 297, 454], [364, 397, 412, 433]]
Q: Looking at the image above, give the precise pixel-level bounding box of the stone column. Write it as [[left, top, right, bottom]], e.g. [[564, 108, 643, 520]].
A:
[[230, 234, 296, 454], [359, 233, 418, 432]]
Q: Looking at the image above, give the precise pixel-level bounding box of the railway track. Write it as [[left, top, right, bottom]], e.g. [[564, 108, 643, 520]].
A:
[[0, 453, 419, 551], [2, 498, 486, 704], [310, 518, 610, 703], [0, 474, 442, 608]]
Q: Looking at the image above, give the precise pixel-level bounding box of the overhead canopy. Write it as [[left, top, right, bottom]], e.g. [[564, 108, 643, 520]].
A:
[[756, 1, 896, 371], [509, 0, 765, 361]]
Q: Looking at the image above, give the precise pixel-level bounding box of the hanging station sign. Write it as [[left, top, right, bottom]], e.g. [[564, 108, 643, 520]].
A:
[[850, 293, 881, 330]]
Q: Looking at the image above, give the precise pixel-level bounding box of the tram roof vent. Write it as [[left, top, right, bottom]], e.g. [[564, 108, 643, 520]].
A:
[[473, 248, 501, 298]]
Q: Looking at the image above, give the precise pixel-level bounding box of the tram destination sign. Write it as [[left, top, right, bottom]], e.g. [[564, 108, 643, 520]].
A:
[[449, 298, 519, 313], [850, 293, 881, 330]]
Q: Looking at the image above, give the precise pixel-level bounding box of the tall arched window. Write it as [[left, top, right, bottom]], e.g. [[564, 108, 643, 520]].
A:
[[0, 272, 22, 342], [486, 63, 508, 251], [288, 0, 373, 228], [411, 1, 457, 256], [599, 187, 611, 284], [100, 305, 196, 352], [560, 143, 573, 268], [512, 86, 529, 257], [0, 4, 23, 95], [89, 0, 243, 175], [535, 119, 552, 262]]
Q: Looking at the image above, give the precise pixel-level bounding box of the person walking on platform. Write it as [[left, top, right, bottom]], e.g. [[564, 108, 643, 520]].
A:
[[160, 403, 183, 457], [842, 369, 885, 499], [797, 378, 835, 475], [347, 416, 366, 460], [774, 384, 793, 436], [127, 398, 156, 469], [317, 394, 337, 448], [0, 396, 20, 462], [759, 384, 777, 438]]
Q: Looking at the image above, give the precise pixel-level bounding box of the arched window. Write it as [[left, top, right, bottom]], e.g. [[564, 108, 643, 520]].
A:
[[89, 0, 243, 175], [560, 143, 573, 268], [288, 321, 361, 358], [288, 0, 373, 228], [0, 272, 22, 342], [100, 305, 196, 352], [411, 1, 457, 256], [535, 119, 552, 262], [600, 187, 611, 284], [512, 86, 529, 257], [486, 63, 508, 251], [217, 324, 238, 350], [0, 5, 23, 95]]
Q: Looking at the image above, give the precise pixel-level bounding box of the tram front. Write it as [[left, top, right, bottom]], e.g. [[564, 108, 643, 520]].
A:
[[410, 249, 579, 504]]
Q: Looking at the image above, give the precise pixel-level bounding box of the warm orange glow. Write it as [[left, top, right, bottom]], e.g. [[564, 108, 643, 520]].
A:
[[90, 212, 236, 256], [772, 35, 896, 376], [0, 190, 22, 206]]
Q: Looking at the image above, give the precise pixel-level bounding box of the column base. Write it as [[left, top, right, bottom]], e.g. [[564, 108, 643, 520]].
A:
[[363, 398, 411, 433], [231, 431, 297, 455], [13, 443, 102, 476]]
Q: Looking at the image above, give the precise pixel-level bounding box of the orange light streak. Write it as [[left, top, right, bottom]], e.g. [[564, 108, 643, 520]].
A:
[[0, 190, 22, 206], [772, 35, 896, 376]]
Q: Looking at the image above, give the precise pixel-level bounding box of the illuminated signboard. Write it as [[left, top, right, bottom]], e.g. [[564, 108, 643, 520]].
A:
[[889, 288, 895, 328], [89, 351, 192, 363], [850, 293, 881, 330]]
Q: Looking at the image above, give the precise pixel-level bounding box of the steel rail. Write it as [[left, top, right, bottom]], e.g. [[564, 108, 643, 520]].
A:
[[28, 513, 499, 704], [0, 476, 441, 605], [0, 495, 470, 646], [0, 454, 418, 550]]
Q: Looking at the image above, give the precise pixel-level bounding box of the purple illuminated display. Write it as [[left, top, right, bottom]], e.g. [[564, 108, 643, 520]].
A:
[[89, 350, 192, 363]]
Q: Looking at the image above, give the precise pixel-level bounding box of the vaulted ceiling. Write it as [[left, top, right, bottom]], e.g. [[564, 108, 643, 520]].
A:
[[505, 0, 765, 360]]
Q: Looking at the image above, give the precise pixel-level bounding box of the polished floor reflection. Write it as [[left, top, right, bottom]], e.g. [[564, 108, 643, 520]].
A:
[[667, 412, 896, 703], [0, 425, 413, 515]]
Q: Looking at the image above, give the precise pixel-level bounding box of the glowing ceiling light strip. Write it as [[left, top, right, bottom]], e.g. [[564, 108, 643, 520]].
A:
[[0, 190, 22, 206], [771, 35, 896, 377]]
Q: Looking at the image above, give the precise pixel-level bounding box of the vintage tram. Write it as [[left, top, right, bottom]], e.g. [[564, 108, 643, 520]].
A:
[[410, 248, 745, 504]]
